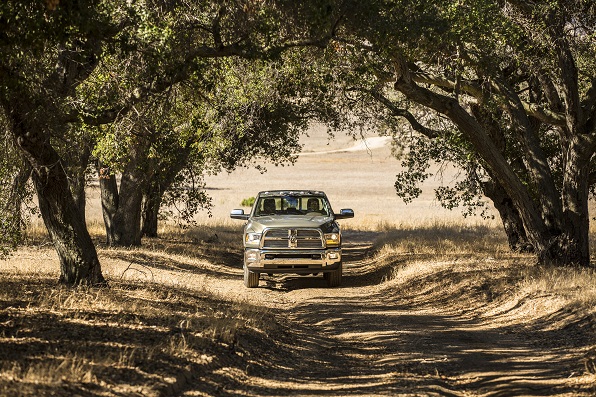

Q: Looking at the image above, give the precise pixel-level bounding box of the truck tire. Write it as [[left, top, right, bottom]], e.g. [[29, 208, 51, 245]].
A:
[[325, 262, 342, 287], [244, 265, 259, 288]]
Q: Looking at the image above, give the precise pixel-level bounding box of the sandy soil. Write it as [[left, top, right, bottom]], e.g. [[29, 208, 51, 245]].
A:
[[8, 126, 593, 396], [165, 230, 594, 397]]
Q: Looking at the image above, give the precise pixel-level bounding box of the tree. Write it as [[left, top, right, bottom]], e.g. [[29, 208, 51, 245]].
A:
[[0, 122, 32, 258], [0, 0, 344, 283], [334, 0, 595, 266], [93, 51, 338, 245]]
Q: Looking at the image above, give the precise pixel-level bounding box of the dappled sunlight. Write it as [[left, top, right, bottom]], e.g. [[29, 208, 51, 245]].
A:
[[0, 277, 273, 397], [2, 223, 595, 395]]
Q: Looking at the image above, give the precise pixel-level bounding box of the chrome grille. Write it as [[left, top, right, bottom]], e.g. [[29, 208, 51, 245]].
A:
[[262, 228, 324, 249]]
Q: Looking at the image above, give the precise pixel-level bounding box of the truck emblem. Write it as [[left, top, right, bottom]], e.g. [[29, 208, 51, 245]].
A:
[[289, 229, 298, 248]]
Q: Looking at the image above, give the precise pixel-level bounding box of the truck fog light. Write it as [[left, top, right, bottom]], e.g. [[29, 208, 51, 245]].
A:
[[246, 251, 258, 261], [328, 252, 339, 260]]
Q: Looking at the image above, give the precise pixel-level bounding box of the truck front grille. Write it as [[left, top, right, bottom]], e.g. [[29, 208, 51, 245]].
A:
[[262, 228, 324, 249]]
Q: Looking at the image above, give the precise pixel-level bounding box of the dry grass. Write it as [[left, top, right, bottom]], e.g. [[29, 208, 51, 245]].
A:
[[374, 221, 596, 322], [2, 220, 596, 395], [372, 224, 596, 391], [0, 279, 272, 396], [0, 224, 273, 397]]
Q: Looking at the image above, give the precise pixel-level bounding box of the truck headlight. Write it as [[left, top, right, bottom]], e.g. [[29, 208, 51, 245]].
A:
[[245, 232, 261, 244], [325, 233, 340, 246]]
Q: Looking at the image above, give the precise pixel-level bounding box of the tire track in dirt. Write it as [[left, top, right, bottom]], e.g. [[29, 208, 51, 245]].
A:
[[183, 231, 592, 396]]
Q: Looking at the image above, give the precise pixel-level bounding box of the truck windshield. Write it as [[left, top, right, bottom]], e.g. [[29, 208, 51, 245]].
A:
[[254, 196, 330, 217]]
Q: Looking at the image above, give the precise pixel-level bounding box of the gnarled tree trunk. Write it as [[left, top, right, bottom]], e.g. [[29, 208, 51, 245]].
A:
[[392, 56, 592, 266], [68, 143, 92, 225], [141, 179, 162, 238], [7, 112, 105, 285], [98, 162, 119, 245], [98, 145, 148, 247], [483, 180, 533, 253], [141, 145, 193, 237], [554, 137, 593, 266]]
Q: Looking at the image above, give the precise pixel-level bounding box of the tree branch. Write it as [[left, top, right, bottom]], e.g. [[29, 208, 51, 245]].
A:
[[362, 88, 443, 138], [411, 68, 566, 126], [392, 55, 550, 243]]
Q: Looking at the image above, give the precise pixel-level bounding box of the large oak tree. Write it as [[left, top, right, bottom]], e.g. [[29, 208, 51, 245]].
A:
[[0, 0, 342, 284], [334, 0, 595, 266]]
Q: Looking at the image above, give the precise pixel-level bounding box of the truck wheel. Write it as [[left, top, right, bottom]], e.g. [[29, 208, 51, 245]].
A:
[[244, 265, 259, 288], [325, 262, 342, 287]]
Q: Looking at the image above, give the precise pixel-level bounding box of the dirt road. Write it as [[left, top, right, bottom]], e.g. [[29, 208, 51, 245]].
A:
[[180, 230, 593, 396]]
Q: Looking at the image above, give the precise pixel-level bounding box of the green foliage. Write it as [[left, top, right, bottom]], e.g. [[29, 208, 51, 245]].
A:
[[0, 0, 356, 237], [0, 129, 33, 258], [334, 0, 595, 228], [394, 131, 491, 218], [241, 197, 256, 207], [160, 173, 213, 228]]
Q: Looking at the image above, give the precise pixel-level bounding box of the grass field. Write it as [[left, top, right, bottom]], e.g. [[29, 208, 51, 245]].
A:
[[1, 126, 595, 396], [201, 124, 498, 228]]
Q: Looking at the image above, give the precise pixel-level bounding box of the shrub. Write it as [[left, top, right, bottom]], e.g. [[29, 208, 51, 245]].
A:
[[241, 197, 255, 207]]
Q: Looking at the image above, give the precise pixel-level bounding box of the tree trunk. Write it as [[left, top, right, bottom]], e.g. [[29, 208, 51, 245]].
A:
[[98, 162, 119, 246], [141, 143, 194, 238], [554, 137, 592, 266], [8, 161, 32, 231], [392, 57, 596, 266], [469, 104, 533, 252], [393, 57, 552, 247], [11, 123, 105, 285], [392, 57, 578, 265], [483, 180, 533, 253], [141, 181, 162, 238], [98, 155, 146, 247], [493, 82, 564, 232], [69, 144, 91, 225], [112, 161, 145, 246]]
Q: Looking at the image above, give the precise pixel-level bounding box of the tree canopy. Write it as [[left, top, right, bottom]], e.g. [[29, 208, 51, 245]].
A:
[[333, 0, 596, 265], [1, 0, 595, 285], [0, 0, 345, 284]]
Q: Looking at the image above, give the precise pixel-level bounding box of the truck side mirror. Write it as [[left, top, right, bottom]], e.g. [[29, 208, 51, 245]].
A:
[[230, 209, 250, 220], [335, 209, 354, 219]]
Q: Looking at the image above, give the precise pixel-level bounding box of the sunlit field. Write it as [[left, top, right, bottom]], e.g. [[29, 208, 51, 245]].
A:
[[2, 125, 595, 396], [202, 124, 497, 228]]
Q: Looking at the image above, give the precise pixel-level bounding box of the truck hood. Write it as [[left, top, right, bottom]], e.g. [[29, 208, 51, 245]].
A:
[[247, 215, 336, 233]]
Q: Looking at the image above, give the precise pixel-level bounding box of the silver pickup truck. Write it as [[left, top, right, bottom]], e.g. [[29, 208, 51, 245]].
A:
[[230, 190, 354, 288]]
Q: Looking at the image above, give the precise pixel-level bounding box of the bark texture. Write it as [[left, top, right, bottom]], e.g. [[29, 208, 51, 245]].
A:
[[141, 144, 193, 237], [392, 54, 594, 266], [483, 180, 532, 253], [8, 111, 105, 285], [98, 143, 148, 247]]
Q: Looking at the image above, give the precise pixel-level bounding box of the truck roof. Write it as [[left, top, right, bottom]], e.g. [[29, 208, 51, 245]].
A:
[[257, 190, 327, 197]]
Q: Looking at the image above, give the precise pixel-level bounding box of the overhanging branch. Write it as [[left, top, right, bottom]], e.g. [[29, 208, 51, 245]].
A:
[[362, 88, 443, 138], [411, 69, 566, 126]]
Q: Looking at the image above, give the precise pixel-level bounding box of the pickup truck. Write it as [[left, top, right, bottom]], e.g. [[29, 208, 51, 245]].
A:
[[230, 190, 354, 288]]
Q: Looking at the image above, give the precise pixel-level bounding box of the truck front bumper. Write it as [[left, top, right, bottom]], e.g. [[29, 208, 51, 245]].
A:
[[244, 248, 341, 274]]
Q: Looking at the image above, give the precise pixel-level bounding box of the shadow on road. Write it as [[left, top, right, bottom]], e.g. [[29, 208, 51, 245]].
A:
[[208, 228, 594, 396], [231, 280, 592, 396]]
